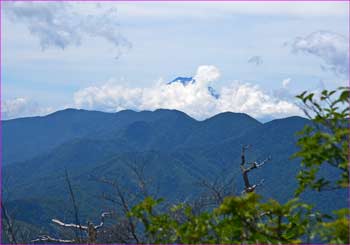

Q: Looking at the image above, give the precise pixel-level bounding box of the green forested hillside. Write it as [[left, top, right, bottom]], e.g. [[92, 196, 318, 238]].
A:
[[2, 108, 347, 242]]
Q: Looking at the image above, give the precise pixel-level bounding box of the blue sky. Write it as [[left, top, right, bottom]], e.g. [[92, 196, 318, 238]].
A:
[[1, 1, 349, 121]]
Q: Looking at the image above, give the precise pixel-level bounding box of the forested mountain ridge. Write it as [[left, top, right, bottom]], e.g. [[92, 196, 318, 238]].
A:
[[2, 108, 347, 238], [2, 108, 261, 165]]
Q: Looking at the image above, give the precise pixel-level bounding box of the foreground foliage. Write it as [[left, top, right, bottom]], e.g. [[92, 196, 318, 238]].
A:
[[129, 194, 315, 244], [295, 87, 349, 194]]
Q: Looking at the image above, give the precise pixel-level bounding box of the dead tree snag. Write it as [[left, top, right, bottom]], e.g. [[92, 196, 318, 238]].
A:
[[240, 145, 271, 193]]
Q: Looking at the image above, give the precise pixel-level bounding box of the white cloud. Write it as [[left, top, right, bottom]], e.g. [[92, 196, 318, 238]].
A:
[[273, 78, 294, 101], [193, 65, 220, 85], [2, 98, 53, 120], [3, 2, 130, 55], [248, 56, 263, 66], [74, 65, 301, 120], [289, 31, 349, 76], [282, 78, 291, 88]]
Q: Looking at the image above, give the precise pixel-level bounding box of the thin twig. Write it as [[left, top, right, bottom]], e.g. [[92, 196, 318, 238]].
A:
[[64, 168, 83, 242], [1, 202, 17, 244]]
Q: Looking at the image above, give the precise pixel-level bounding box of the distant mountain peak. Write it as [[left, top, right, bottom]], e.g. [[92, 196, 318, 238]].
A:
[[208, 86, 220, 99], [264, 115, 309, 126], [204, 111, 262, 125], [153, 108, 197, 121], [167, 77, 194, 86]]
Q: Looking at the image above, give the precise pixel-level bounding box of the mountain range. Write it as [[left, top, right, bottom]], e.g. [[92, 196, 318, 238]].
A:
[[2, 108, 346, 233]]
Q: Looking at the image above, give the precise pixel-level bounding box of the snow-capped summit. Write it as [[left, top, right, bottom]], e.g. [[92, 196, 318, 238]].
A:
[[167, 77, 194, 86], [167, 76, 220, 99], [208, 86, 220, 99]]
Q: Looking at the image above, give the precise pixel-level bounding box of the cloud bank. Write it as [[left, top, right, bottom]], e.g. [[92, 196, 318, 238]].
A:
[[3, 2, 130, 55], [289, 31, 349, 76], [74, 65, 301, 120], [2, 98, 52, 120]]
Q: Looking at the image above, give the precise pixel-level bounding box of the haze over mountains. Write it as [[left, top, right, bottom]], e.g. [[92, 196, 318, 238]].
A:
[[2, 108, 346, 231]]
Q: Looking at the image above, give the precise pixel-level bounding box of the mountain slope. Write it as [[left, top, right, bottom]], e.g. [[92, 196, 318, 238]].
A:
[[2, 109, 346, 234], [182, 112, 261, 148], [3, 108, 195, 165]]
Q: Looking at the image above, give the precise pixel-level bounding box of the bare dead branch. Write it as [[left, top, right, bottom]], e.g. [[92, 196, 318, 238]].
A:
[[255, 156, 272, 168], [240, 146, 270, 193], [93, 176, 140, 243], [128, 160, 150, 198], [1, 202, 18, 244], [52, 218, 88, 230], [94, 212, 111, 230], [64, 168, 83, 241], [33, 211, 111, 244], [31, 235, 74, 243]]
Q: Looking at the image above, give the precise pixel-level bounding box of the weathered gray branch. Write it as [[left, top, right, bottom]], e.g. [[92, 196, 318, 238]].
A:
[[31, 235, 74, 243], [240, 145, 271, 193], [52, 218, 88, 230], [33, 212, 111, 244], [1, 202, 18, 244], [94, 212, 110, 230], [64, 169, 82, 241]]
